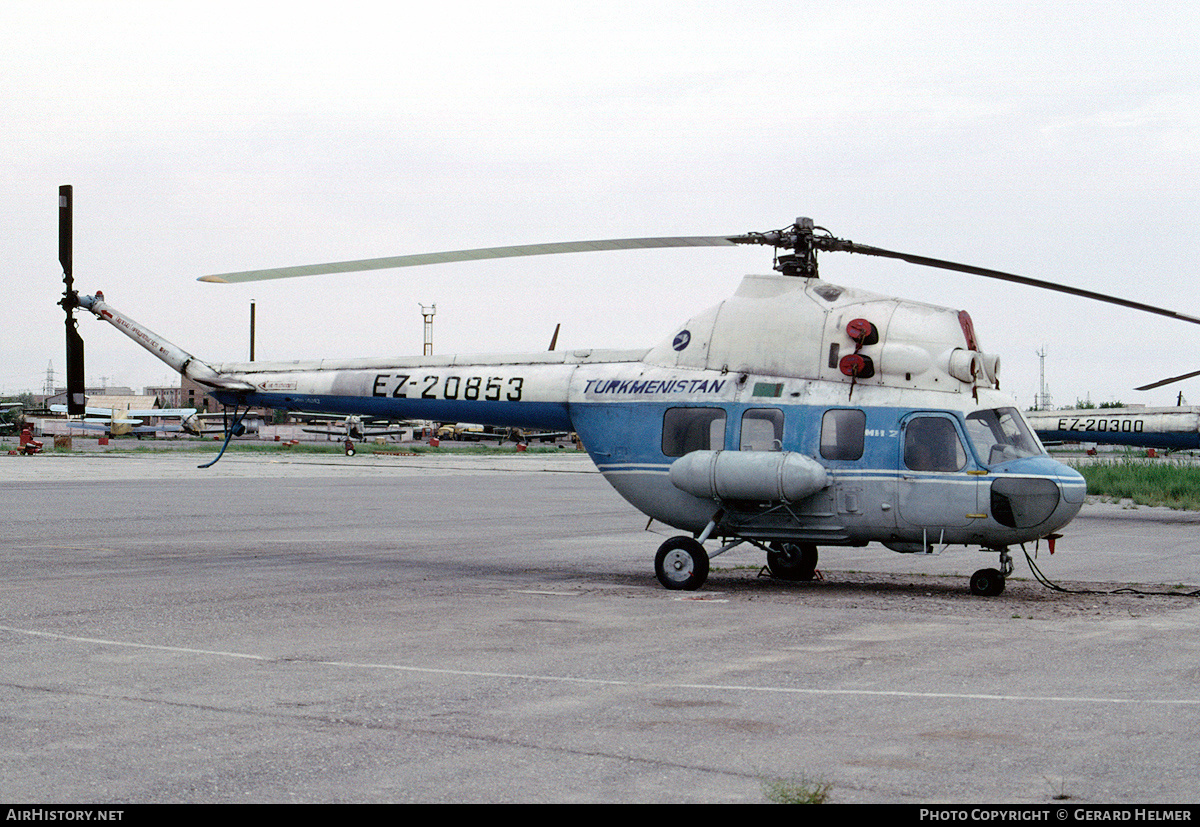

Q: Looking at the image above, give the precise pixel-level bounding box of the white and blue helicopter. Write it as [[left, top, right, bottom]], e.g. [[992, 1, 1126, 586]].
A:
[[58, 186, 1200, 596], [1026, 405, 1200, 453]]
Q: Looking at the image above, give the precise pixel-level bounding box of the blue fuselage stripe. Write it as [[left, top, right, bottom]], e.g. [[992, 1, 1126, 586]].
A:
[[214, 391, 573, 431]]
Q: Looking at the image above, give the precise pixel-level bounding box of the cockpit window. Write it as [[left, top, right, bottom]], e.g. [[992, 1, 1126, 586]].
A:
[[965, 407, 1043, 465]]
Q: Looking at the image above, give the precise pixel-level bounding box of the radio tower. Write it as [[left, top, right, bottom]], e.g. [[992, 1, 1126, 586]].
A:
[[1036, 347, 1052, 410], [421, 304, 436, 356]]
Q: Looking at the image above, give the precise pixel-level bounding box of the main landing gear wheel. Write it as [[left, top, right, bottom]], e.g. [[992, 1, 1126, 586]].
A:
[[969, 567, 1006, 597], [767, 542, 819, 581], [655, 536, 709, 591]]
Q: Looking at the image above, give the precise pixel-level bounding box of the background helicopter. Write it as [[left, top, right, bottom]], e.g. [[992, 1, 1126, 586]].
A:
[[1023, 350, 1200, 451], [1026, 404, 1200, 453], [58, 187, 1200, 596]]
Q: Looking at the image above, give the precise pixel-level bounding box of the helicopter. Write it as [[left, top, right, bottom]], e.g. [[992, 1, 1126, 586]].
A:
[[1026, 405, 1200, 453], [57, 186, 1200, 596]]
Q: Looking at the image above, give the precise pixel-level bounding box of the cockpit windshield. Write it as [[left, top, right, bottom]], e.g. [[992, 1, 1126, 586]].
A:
[[965, 407, 1043, 466]]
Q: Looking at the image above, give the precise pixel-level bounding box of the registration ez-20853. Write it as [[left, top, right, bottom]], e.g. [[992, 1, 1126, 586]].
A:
[[371, 373, 525, 402]]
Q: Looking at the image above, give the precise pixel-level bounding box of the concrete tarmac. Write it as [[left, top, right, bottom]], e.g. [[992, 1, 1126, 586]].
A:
[[2, 450, 1198, 804]]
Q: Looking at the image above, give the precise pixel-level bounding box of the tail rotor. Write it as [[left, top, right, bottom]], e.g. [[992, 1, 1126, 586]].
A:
[[59, 185, 86, 415]]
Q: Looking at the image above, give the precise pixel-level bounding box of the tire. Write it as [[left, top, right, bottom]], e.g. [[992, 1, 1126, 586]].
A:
[[970, 567, 1005, 596], [767, 542, 819, 581], [654, 536, 709, 591]]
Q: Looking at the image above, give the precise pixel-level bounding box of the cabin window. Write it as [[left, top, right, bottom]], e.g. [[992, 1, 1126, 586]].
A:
[[662, 407, 726, 457], [821, 409, 866, 461], [740, 408, 784, 451], [904, 416, 967, 472]]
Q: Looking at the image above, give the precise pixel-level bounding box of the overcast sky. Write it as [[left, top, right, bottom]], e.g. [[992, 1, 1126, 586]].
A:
[[5, 1, 1199, 409]]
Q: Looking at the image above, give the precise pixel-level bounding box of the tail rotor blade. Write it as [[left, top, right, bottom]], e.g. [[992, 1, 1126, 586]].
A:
[[59, 185, 72, 279], [65, 323, 85, 414], [59, 185, 86, 415]]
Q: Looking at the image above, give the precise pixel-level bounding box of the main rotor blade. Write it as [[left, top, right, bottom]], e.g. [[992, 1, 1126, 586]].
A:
[[198, 219, 1200, 332], [199, 236, 739, 283], [834, 241, 1200, 327], [1135, 369, 1200, 392]]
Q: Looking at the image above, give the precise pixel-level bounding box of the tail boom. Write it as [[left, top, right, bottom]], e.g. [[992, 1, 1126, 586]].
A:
[[79, 294, 253, 392]]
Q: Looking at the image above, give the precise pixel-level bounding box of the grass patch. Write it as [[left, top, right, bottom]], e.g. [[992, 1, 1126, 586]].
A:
[[1071, 458, 1200, 510], [762, 776, 832, 804]]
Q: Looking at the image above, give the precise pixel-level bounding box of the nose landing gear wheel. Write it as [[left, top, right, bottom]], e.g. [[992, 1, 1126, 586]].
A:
[[655, 536, 709, 591], [970, 567, 1005, 596]]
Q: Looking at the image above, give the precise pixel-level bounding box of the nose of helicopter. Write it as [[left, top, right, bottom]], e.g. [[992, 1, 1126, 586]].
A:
[[987, 456, 1086, 535]]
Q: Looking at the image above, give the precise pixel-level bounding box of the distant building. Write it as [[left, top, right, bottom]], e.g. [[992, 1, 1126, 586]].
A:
[[52, 385, 136, 398], [144, 385, 185, 408], [49, 379, 256, 418], [180, 375, 218, 413], [43, 392, 160, 414]]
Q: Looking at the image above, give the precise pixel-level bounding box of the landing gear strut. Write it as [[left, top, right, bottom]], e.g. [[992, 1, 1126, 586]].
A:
[[970, 548, 1013, 596]]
